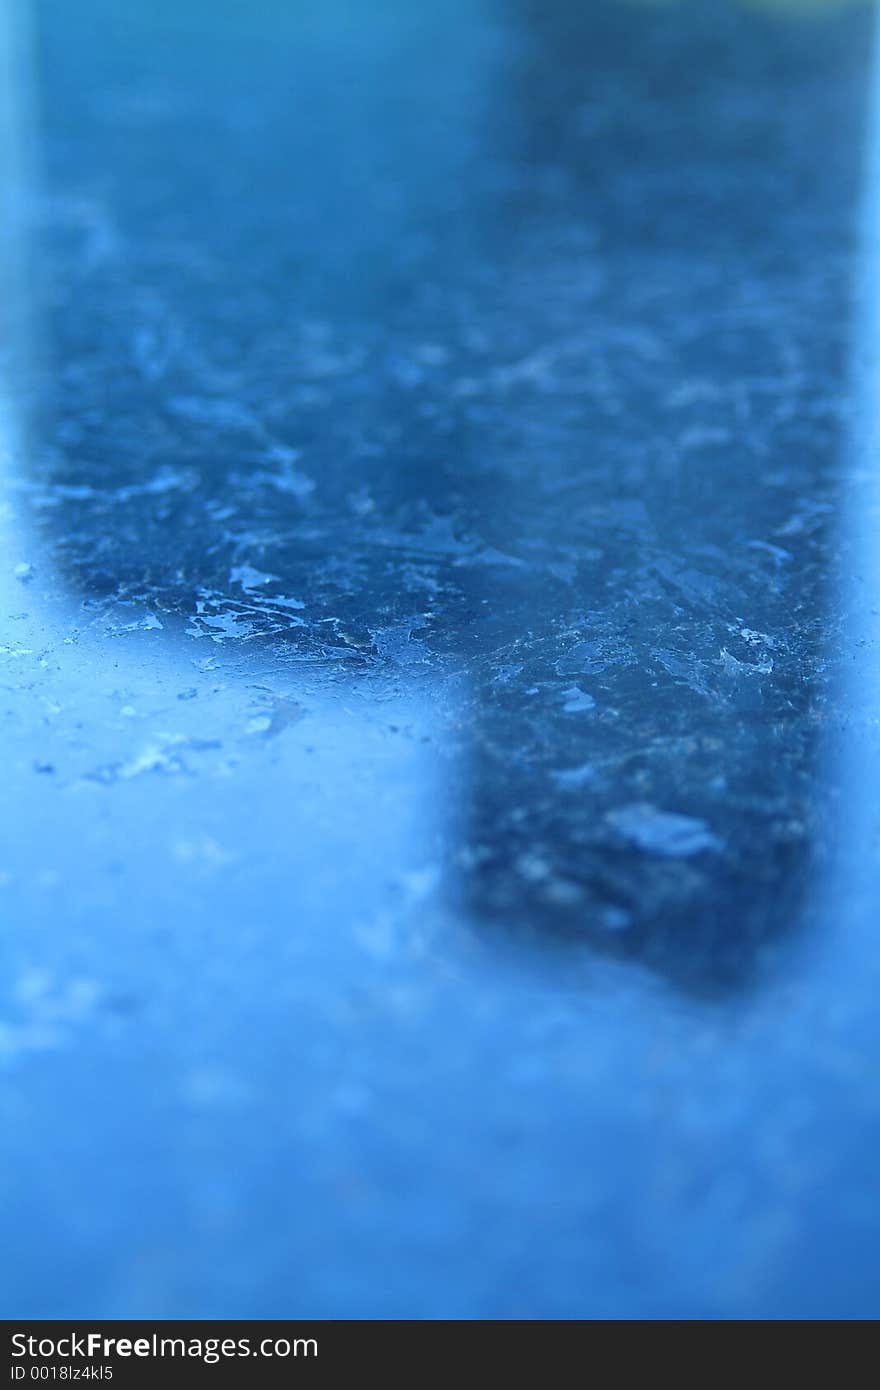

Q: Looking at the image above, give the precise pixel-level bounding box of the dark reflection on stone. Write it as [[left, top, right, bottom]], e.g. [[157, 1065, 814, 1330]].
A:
[[453, 0, 874, 987], [22, 0, 874, 989]]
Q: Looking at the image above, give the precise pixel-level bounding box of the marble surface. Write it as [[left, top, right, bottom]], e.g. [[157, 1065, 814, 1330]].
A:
[[1, 0, 880, 1318]]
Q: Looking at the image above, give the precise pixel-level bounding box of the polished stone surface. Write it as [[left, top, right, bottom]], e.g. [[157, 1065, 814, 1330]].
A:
[[1, 0, 880, 1318]]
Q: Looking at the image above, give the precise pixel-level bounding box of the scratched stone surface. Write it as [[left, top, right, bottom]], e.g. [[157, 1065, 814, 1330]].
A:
[[1, 0, 879, 1318]]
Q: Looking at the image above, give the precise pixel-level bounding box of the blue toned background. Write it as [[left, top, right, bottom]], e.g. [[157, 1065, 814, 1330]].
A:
[[1, 0, 880, 1318]]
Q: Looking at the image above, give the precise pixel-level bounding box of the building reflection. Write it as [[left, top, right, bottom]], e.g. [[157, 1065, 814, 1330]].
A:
[[5, 0, 876, 991]]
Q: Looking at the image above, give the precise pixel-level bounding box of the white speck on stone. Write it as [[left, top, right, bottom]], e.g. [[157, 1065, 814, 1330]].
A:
[[230, 564, 277, 591], [516, 853, 552, 882], [561, 686, 595, 713], [552, 763, 596, 789], [606, 803, 723, 857]]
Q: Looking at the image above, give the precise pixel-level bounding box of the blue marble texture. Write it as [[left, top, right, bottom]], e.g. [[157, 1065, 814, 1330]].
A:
[[1, 0, 879, 1318]]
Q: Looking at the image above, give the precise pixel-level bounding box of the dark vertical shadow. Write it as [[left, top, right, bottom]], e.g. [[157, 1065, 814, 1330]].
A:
[[451, 0, 875, 990]]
